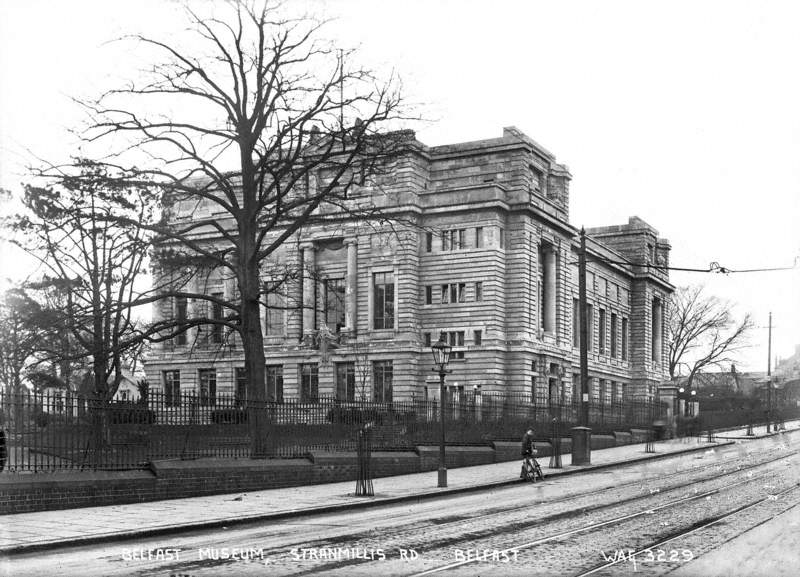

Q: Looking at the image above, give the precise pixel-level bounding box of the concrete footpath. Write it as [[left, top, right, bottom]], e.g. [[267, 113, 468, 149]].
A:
[[1, 421, 798, 555]]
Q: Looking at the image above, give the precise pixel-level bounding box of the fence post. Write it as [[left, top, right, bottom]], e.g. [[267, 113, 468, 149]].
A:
[[705, 413, 715, 443], [549, 418, 562, 469], [355, 423, 374, 496], [645, 427, 655, 453]]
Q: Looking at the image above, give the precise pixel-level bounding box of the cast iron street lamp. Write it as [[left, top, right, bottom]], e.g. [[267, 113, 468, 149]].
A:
[[431, 336, 452, 488]]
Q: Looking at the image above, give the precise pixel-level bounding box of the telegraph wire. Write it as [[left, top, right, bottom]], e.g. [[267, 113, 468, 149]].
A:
[[573, 254, 799, 275]]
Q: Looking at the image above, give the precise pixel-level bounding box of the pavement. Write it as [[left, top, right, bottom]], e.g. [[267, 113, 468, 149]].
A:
[[1, 420, 798, 555]]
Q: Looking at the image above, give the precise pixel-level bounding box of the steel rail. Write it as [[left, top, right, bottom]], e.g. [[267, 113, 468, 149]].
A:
[[409, 452, 798, 576], [573, 482, 800, 577]]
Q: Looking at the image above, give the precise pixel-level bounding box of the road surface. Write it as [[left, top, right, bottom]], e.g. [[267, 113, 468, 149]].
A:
[[2, 433, 798, 576]]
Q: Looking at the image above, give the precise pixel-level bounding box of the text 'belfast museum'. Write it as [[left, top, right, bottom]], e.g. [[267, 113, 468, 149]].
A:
[[145, 127, 674, 406]]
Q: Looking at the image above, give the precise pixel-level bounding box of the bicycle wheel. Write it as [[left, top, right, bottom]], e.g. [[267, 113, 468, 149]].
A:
[[533, 460, 544, 480], [523, 458, 536, 482]]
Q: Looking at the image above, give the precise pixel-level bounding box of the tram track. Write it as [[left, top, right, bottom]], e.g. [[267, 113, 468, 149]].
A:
[[574, 482, 800, 577], [285, 447, 797, 576], [408, 459, 799, 576]]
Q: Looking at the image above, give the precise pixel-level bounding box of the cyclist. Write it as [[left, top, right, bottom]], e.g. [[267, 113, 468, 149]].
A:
[[520, 428, 536, 478]]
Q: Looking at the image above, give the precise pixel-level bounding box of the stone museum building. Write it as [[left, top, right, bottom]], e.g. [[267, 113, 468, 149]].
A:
[[145, 127, 673, 406]]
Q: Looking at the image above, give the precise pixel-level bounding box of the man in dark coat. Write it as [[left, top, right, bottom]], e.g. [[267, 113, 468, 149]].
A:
[[520, 428, 535, 478]]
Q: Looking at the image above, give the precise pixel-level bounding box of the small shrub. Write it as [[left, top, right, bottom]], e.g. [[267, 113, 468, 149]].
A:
[[35, 411, 50, 428], [109, 404, 155, 424], [211, 408, 248, 424]]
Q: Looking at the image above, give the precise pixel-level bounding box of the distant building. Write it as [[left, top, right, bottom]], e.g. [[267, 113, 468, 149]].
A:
[[145, 127, 673, 405], [776, 344, 800, 380]]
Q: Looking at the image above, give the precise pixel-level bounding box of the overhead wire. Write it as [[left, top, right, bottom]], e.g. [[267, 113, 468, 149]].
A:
[[577, 254, 799, 275]]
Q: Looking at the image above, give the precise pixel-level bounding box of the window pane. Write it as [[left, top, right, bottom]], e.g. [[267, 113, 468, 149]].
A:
[[325, 278, 345, 332], [199, 369, 216, 406], [373, 361, 393, 403], [267, 365, 284, 403], [265, 281, 285, 336], [175, 297, 187, 345], [235, 368, 247, 405], [300, 364, 318, 402]]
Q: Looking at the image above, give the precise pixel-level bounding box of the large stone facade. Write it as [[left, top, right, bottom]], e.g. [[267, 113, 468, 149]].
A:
[[145, 127, 673, 404]]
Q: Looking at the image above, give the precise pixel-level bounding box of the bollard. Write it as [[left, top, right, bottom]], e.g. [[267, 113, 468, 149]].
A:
[[355, 423, 374, 496], [549, 418, 562, 469]]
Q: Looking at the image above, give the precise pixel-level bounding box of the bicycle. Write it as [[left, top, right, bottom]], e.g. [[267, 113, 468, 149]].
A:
[[521, 451, 545, 482]]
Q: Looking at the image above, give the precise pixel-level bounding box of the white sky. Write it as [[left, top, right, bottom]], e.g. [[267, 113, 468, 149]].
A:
[[1, 0, 798, 371]]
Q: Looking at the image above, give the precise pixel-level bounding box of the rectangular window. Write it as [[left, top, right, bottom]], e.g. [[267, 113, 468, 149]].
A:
[[163, 370, 181, 407], [425, 232, 433, 252], [599, 277, 608, 297], [622, 318, 629, 361], [174, 297, 187, 345], [299, 364, 318, 402], [235, 367, 247, 405], [475, 227, 484, 249], [335, 362, 356, 402], [449, 283, 465, 303], [610, 313, 618, 358], [572, 298, 580, 348], [474, 330, 482, 345], [425, 285, 433, 305], [423, 332, 431, 347], [599, 379, 607, 405], [587, 304, 594, 352], [448, 330, 465, 359], [324, 278, 345, 332], [572, 373, 580, 402], [210, 292, 224, 344], [475, 281, 483, 302], [498, 228, 505, 249], [373, 361, 393, 403], [598, 309, 606, 355], [198, 368, 216, 406], [441, 229, 466, 251], [440, 283, 466, 304], [373, 272, 395, 330], [265, 281, 284, 336], [440, 284, 449, 304], [266, 365, 284, 403], [611, 381, 619, 402]]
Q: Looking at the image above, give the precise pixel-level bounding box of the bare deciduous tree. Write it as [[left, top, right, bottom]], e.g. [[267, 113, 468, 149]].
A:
[[668, 285, 752, 388], [67, 1, 411, 453]]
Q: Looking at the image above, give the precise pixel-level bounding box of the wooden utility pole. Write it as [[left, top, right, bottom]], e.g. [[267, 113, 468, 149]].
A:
[[572, 227, 592, 465], [579, 228, 590, 426], [767, 312, 772, 432]]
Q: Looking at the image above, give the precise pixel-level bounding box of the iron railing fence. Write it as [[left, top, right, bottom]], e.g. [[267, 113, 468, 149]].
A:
[[696, 403, 800, 433], [0, 389, 668, 473]]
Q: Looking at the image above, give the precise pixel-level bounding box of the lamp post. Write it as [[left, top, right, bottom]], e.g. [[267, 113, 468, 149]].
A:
[[431, 336, 452, 488]]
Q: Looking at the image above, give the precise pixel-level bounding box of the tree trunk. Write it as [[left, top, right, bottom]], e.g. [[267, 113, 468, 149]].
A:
[[240, 164, 269, 456]]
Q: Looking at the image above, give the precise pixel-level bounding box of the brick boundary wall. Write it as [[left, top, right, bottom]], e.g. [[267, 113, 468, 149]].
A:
[[0, 432, 641, 514]]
